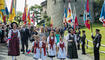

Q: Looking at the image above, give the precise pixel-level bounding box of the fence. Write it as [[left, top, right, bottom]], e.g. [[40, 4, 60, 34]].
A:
[[86, 39, 105, 54]]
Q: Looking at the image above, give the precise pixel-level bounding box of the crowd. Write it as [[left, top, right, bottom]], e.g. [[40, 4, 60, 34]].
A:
[[0, 22, 101, 60]]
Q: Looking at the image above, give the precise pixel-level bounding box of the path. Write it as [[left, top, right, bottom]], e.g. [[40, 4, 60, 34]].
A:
[[0, 42, 93, 60]]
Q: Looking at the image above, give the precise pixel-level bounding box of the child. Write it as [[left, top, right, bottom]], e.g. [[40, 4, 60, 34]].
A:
[[57, 36, 66, 60], [40, 36, 47, 60], [47, 31, 57, 60], [32, 35, 41, 60]]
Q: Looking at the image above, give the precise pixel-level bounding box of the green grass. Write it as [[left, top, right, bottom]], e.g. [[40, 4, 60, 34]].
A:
[[80, 23, 105, 60]]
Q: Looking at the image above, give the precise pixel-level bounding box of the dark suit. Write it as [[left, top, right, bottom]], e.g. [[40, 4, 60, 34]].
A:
[[77, 30, 81, 50], [20, 28, 30, 53], [81, 34, 86, 54], [92, 34, 102, 60]]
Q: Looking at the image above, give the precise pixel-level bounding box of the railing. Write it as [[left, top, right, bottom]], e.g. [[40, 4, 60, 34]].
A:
[[86, 39, 105, 54]]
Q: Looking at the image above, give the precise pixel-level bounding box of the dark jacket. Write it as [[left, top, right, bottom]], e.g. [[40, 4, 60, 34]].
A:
[[92, 34, 102, 46]]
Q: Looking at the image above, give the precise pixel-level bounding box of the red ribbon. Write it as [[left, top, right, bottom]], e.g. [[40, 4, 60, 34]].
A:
[[34, 42, 39, 54], [60, 42, 64, 51], [49, 36, 55, 50], [42, 42, 46, 56]]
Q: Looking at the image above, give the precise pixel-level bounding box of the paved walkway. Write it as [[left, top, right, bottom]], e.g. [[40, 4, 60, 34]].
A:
[[0, 42, 93, 60]]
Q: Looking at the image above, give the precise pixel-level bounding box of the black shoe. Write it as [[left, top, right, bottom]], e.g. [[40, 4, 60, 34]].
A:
[[22, 52, 25, 54]]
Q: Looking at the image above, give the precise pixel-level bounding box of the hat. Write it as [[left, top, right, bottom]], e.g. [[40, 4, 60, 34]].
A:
[[96, 29, 100, 32]]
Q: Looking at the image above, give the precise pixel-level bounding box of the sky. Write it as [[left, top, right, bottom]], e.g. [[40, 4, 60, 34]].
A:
[[6, 0, 45, 12]]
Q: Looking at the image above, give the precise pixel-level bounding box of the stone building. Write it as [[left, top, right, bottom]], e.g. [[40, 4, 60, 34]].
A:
[[41, 0, 94, 27]]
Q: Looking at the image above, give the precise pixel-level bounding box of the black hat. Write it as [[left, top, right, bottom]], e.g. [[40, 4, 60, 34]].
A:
[[11, 22, 18, 29], [96, 29, 100, 32], [82, 30, 85, 33]]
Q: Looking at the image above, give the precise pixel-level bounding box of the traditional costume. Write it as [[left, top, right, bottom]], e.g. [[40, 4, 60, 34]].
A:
[[66, 33, 78, 59], [40, 41, 47, 60], [57, 41, 66, 59], [32, 41, 41, 59], [47, 36, 57, 57], [8, 29, 20, 56]]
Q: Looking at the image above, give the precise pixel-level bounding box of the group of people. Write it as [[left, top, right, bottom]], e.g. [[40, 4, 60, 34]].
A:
[[0, 22, 102, 60]]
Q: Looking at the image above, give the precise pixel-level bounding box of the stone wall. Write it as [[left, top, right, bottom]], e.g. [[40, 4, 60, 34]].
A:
[[47, 0, 94, 27]]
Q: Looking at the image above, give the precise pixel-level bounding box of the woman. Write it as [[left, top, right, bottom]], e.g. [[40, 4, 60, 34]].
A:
[[55, 28, 60, 44], [8, 22, 20, 60], [47, 31, 57, 60], [66, 28, 78, 59]]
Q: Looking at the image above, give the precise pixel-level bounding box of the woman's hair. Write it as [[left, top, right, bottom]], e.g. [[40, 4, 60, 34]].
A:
[[33, 35, 40, 40], [50, 31, 55, 37], [11, 22, 18, 29]]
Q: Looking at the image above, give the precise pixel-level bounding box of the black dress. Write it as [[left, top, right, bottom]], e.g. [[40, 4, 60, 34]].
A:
[[67, 34, 78, 59]]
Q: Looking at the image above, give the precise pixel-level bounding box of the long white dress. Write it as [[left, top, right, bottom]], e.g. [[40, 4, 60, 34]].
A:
[[40, 41, 47, 60], [57, 41, 66, 59], [32, 41, 41, 59], [47, 36, 57, 57]]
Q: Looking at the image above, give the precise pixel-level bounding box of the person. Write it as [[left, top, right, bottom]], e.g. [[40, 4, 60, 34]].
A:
[[40, 36, 47, 60], [45, 27, 49, 37], [57, 36, 66, 60], [32, 35, 41, 60], [55, 28, 60, 44], [39, 26, 45, 41], [91, 29, 102, 60], [66, 28, 78, 59], [47, 31, 57, 60], [8, 22, 20, 60], [76, 28, 81, 50], [1, 25, 5, 43], [20, 25, 30, 54], [81, 30, 86, 55]]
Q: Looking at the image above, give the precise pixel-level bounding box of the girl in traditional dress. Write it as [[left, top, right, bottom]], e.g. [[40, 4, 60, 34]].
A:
[[57, 36, 66, 60], [66, 28, 78, 59], [32, 35, 41, 60], [47, 31, 57, 60], [55, 28, 60, 44], [8, 22, 20, 60], [40, 36, 47, 60]]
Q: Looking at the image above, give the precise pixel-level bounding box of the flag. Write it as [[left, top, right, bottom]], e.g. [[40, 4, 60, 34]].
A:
[[9, 0, 16, 22], [73, 6, 78, 30], [27, 10, 31, 25], [31, 12, 35, 24], [5, 7, 9, 15], [50, 17, 53, 27], [0, 0, 5, 10], [22, 0, 28, 24], [99, 1, 105, 27], [67, 2, 73, 25], [26, 50, 31, 54], [83, 0, 90, 29], [63, 7, 67, 23]]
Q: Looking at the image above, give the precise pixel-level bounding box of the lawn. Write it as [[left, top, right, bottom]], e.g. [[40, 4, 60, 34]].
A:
[[80, 23, 105, 60]]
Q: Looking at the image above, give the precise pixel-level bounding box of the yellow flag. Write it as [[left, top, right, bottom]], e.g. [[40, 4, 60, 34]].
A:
[[0, 0, 5, 10]]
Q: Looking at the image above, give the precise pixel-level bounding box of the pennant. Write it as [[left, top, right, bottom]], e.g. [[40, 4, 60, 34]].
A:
[[50, 17, 53, 27], [27, 10, 31, 25], [63, 6, 67, 23], [99, 1, 105, 27], [83, 0, 91, 29], [67, 2, 73, 24], [9, 0, 16, 22]]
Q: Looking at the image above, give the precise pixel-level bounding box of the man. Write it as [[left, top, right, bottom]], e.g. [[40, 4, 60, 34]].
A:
[[20, 25, 30, 54], [91, 29, 102, 60], [76, 28, 81, 50], [81, 30, 86, 55]]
